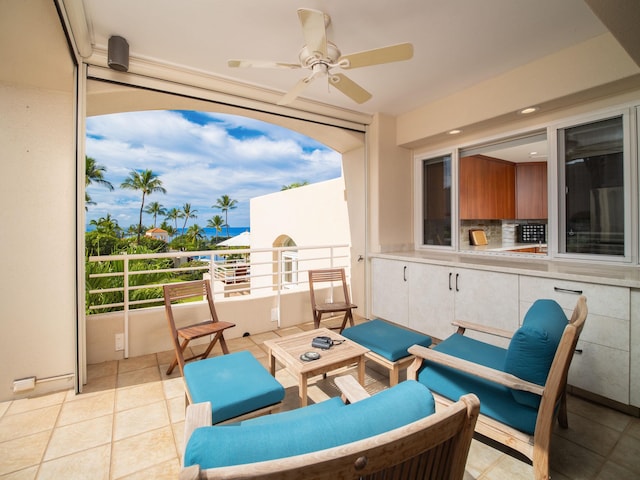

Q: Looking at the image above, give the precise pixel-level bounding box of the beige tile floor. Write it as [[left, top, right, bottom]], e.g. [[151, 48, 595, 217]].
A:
[[1, 318, 640, 479]]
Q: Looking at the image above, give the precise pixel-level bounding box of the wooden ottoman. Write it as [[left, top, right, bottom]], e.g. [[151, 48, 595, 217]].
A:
[[342, 319, 432, 386]]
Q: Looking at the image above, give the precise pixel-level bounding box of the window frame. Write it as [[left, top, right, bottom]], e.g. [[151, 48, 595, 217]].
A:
[[413, 149, 458, 251], [414, 102, 639, 265], [554, 107, 634, 264]]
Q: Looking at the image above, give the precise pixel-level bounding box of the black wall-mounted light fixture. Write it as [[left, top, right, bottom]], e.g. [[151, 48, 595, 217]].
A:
[[108, 35, 129, 72]]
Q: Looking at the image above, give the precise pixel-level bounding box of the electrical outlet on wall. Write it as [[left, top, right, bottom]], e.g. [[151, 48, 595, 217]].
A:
[[115, 333, 124, 351]]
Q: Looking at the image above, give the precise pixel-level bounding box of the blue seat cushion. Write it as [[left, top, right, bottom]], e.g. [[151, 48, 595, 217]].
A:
[[504, 299, 568, 408], [417, 334, 538, 434], [184, 350, 285, 424], [184, 380, 435, 469], [342, 319, 432, 361]]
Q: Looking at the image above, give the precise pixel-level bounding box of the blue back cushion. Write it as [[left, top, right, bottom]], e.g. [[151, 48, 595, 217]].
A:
[[504, 299, 568, 408], [184, 380, 435, 469]]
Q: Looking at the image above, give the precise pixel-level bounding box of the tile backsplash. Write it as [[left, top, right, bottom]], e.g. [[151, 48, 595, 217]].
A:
[[460, 220, 547, 247]]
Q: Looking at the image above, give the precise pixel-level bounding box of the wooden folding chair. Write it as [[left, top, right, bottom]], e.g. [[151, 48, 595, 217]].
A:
[[308, 268, 357, 333], [163, 280, 235, 375]]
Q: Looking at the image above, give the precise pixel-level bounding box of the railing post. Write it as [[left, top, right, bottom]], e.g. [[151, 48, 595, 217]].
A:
[[274, 248, 282, 327], [123, 254, 129, 359]]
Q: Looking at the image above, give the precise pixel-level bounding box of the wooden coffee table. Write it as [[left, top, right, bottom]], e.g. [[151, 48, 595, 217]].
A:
[[264, 328, 369, 406]]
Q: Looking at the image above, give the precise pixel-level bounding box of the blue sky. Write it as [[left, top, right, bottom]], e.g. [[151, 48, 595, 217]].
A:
[[85, 110, 342, 230]]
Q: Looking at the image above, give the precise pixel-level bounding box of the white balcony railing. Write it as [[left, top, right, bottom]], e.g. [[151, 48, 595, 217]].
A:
[[87, 244, 351, 358]]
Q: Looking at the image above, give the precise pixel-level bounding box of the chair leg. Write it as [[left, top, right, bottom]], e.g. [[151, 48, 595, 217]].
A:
[[199, 331, 226, 360], [338, 310, 355, 333], [218, 333, 230, 354], [167, 338, 191, 375]]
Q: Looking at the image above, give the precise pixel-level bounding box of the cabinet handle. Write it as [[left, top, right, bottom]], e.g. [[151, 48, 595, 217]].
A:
[[455, 273, 460, 292], [554, 287, 583, 295], [448, 272, 452, 291], [403, 266, 407, 282], [574, 349, 583, 354]]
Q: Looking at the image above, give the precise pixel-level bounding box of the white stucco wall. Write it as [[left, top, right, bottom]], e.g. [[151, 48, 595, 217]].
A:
[[0, 0, 77, 400], [249, 177, 351, 289]]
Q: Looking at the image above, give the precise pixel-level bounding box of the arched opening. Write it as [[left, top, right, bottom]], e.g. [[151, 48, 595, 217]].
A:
[[272, 235, 298, 290], [82, 78, 366, 374]]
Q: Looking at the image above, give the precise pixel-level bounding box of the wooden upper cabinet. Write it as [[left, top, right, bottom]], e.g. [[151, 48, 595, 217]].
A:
[[516, 162, 547, 219], [459, 155, 515, 219]]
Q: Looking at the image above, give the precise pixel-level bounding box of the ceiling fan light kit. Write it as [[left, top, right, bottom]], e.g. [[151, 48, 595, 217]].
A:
[[228, 8, 413, 105]]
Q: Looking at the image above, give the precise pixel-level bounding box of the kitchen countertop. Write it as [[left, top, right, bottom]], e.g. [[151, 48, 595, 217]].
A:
[[463, 242, 546, 252], [370, 249, 640, 288]]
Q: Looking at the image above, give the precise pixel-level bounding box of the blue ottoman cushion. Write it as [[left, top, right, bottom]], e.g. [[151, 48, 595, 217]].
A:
[[418, 333, 539, 434], [184, 380, 435, 469], [342, 319, 432, 361], [184, 350, 285, 424]]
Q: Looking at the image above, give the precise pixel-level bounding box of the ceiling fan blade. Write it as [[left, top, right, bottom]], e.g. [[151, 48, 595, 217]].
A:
[[297, 8, 328, 57], [278, 66, 329, 105], [277, 77, 313, 105], [228, 60, 301, 69], [339, 42, 413, 69], [329, 73, 372, 104]]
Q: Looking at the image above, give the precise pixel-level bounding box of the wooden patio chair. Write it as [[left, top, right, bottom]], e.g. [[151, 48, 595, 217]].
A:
[[408, 295, 588, 480], [163, 280, 235, 375], [164, 280, 285, 424], [308, 268, 357, 333]]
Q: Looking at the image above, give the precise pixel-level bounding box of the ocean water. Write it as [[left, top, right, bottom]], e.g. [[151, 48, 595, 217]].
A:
[[198, 227, 249, 239], [86, 225, 249, 240]]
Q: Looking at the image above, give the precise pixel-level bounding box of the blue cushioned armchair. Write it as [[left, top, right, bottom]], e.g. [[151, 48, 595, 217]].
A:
[[408, 296, 587, 480]]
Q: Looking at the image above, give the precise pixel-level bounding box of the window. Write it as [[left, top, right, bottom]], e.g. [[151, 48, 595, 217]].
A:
[[421, 154, 452, 246], [558, 115, 626, 257], [282, 250, 298, 288]]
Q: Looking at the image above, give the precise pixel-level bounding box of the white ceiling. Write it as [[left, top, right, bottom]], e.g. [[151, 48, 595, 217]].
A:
[[81, 0, 608, 116]]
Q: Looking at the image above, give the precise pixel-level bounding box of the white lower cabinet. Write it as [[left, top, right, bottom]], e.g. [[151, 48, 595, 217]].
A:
[[371, 258, 519, 346], [370, 257, 409, 327], [371, 256, 634, 407], [519, 276, 630, 405]]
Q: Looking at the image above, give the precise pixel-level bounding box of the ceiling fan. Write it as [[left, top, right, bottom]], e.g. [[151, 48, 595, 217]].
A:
[[227, 8, 413, 105]]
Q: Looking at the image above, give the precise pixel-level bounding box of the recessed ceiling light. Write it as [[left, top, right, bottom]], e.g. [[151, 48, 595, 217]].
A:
[[448, 129, 462, 135], [519, 107, 538, 115]]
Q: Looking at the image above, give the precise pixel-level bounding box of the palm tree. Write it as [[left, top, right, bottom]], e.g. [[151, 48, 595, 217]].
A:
[[181, 203, 198, 234], [165, 207, 184, 236], [85, 156, 114, 209], [120, 169, 166, 242], [281, 181, 309, 190], [89, 213, 120, 236], [144, 201, 166, 228], [206, 215, 225, 241], [159, 220, 176, 238], [213, 194, 238, 238], [186, 223, 204, 246]]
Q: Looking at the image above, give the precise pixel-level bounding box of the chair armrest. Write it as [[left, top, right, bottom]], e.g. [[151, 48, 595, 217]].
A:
[[179, 465, 201, 480], [452, 320, 514, 339], [334, 375, 371, 404], [407, 345, 544, 396], [183, 402, 212, 465]]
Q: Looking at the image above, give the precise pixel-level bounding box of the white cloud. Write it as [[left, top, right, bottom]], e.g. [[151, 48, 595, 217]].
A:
[[85, 111, 341, 231]]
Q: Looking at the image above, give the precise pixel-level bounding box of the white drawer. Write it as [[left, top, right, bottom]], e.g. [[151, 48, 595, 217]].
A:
[[568, 340, 629, 404], [519, 301, 628, 350], [519, 276, 629, 320]]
